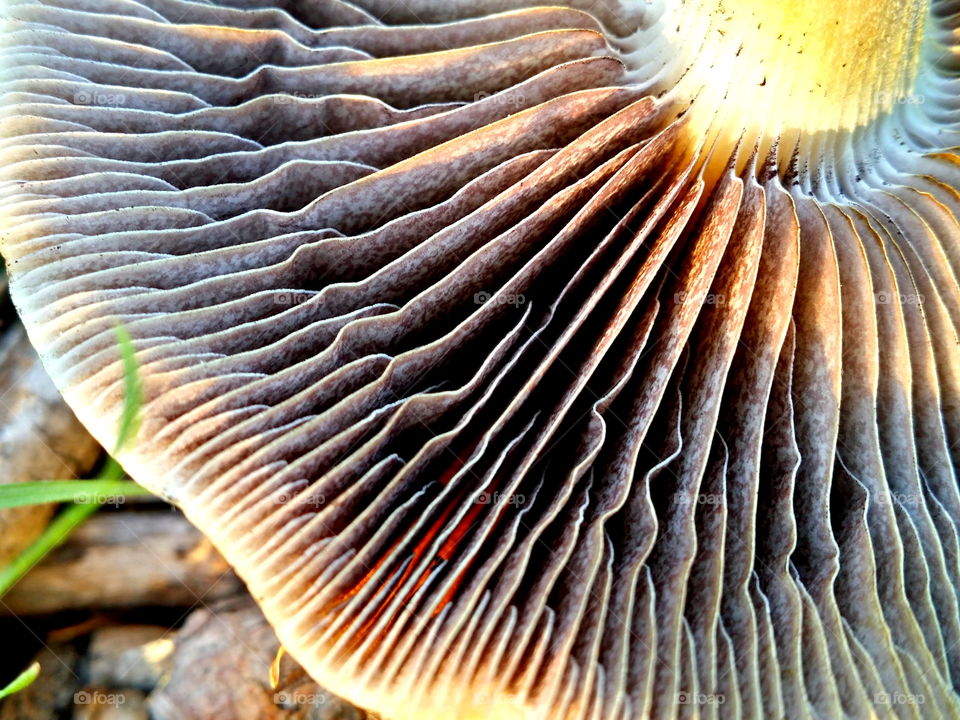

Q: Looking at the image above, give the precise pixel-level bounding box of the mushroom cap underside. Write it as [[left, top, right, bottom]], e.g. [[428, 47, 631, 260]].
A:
[[2, 1, 960, 718]]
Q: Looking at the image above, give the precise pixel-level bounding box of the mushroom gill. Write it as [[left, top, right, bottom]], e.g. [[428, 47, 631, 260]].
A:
[[1, 1, 959, 718]]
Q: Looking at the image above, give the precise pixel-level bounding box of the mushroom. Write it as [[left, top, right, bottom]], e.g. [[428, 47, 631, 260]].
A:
[[1, 1, 959, 718]]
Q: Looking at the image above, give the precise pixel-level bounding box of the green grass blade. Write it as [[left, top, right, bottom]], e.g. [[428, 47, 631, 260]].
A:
[[113, 324, 141, 452], [0, 480, 153, 510], [0, 323, 148, 599], [0, 502, 101, 597], [0, 662, 41, 700], [98, 457, 127, 483]]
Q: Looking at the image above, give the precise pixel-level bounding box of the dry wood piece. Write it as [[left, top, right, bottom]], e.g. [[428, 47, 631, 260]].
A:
[[0, 512, 242, 615], [1, 1, 959, 719]]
